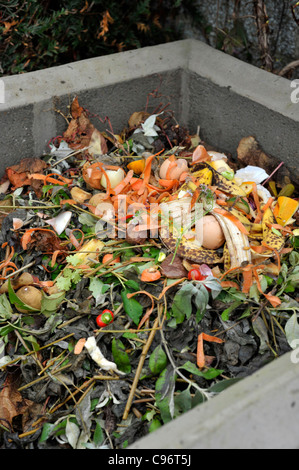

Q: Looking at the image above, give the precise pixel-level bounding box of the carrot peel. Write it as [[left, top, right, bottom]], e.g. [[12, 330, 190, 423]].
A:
[[197, 332, 224, 369]]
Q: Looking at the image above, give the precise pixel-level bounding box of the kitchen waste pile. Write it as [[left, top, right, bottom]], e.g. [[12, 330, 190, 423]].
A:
[[0, 96, 298, 449]]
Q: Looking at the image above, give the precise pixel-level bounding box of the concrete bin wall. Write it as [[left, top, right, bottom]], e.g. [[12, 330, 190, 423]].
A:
[[1, 39, 299, 449]]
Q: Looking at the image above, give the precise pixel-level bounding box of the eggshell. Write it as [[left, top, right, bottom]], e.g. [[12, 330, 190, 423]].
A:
[[201, 215, 225, 249], [159, 158, 188, 180]]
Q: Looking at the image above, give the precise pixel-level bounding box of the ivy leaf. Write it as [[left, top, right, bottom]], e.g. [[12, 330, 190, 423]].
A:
[[193, 283, 209, 311], [171, 278, 219, 326], [171, 282, 194, 323], [201, 276, 222, 299]]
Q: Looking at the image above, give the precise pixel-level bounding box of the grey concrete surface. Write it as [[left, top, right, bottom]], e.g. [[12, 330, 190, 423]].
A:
[[0, 39, 299, 449], [1, 39, 298, 177], [130, 350, 299, 449], [0, 40, 190, 174]]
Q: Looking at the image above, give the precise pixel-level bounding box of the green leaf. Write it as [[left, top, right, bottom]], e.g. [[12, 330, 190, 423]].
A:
[[252, 317, 269, 354], [249, 276, 267, 302], [121, 289, 143, 325], [202, 276, 222, 300], [149, 345, 167, 375], [221, 170, 234, 180], [221, 300, 242, 321], [111, 338, 131, 373], [0, 293, 13, 320], [93, 420, 104, 447], [66, 254, 84, 266], [149, 419, 162, 433], [78, 212, 98, 227], [89, 278, 110, 305], [125, 279, 140, 291], [271, 227, 282, 237], [174, 387, 192, 415], [7, 279, 39, 312], [208, 377, 242, 393], [0, 324, 15, 337], [171, 283, 193, 323], [155, 366, 177, 423], [180, 361, 223, 380], [40, 291, 65, 316], [135, 261, 155, 275], [39, 423, 55, 443], [55, 268, 82, 292], [288, 268, 299, 289], [289, 251, 299, 267], [193, 284, 209, 311]]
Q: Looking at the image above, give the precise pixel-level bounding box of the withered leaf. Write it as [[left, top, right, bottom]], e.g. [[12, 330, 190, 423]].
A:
[[27, 230, 66, 254], [160, 254, 188, 279], [0, 372, 35, 427], [63, 99, 108, 156], [70, 96, 84, 119], [5, 157, 48, 194], [128, 111, 150, 129]]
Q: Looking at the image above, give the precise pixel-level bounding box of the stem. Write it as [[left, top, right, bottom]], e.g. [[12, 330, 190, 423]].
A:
[[122, 315, 160, 420]]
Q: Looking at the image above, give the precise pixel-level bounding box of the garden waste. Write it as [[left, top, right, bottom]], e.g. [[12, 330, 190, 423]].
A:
[[0, 96, 298, 449]]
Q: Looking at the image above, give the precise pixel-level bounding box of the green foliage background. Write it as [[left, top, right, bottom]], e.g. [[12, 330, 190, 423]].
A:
[[0, 0, 202, 76]]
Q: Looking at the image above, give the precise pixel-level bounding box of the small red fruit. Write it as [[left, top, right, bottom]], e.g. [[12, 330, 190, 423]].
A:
[[188, 269, 206, 281], [96, 309, 114, 327]]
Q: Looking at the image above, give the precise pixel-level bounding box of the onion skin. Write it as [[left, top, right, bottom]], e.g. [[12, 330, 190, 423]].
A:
[[159, 158, 188, 181], [101, 168, 125, 189]]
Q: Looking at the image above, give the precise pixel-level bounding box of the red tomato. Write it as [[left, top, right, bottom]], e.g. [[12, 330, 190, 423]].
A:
[[96, 309, 114, 327], [188, 269, 206, 281]]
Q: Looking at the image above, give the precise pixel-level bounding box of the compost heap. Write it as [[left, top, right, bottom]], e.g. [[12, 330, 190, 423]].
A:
[[0, 97, 298, 448]]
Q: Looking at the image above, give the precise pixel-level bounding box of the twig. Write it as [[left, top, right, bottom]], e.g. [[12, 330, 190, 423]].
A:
[[278, 59, 299, 77], [0, 205, 60, 210], [291, 1, 299, 25], [14, 329, 44, 372], [122, 315, 160, 420], [17, 364, 72, 391], [3, 261, 36, 280], [261, 161, 284, 186], [51, 146, 92, 167], [253, 0, 273, 72], [157, 303, 211, 400]]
